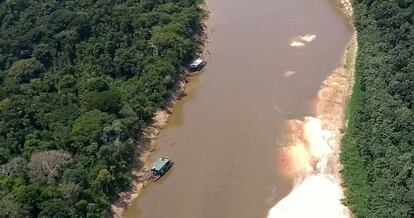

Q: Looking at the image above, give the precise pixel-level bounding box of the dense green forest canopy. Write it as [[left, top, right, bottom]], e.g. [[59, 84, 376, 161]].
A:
[[0, 0, 203, 217], [341, 0, 413, 217]]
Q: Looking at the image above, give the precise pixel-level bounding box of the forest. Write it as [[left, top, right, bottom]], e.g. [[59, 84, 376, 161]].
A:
[[341, 0, 413, 217], [0, 0, 203, 217]]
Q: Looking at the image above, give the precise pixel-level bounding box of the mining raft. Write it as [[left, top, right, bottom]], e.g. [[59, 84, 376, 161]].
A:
[[150, 156, 174, 181], [189, 58, 206, 71]]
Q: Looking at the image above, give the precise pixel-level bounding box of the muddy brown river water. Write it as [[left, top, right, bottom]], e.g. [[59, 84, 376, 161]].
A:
[[125, 0, 352, 217]]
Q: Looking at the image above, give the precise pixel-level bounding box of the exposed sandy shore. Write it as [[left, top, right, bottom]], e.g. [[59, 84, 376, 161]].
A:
[[338, 0, 354, 19], [336, 0, 357, 190], [315, 35, 357, 218], [110, 2, 210, 217], [319, 0, 357, 180], [330, 0, 357, 216]]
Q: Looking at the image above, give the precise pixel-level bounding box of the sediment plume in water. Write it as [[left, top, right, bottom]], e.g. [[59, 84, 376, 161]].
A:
[[268, 66, 351, 218]]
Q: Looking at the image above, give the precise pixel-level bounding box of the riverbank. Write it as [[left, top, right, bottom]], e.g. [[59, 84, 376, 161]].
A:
[[267, 33, 358, 217], [337, 0, 353, 19], [307, 0, 358, 207], [267, 0, 357, 216], [311, 19, 358, 218], [334, 0, 358, 217], [325, 33, 357, 217], [110, 2, 210, 217], [109, 79, 186, 217]]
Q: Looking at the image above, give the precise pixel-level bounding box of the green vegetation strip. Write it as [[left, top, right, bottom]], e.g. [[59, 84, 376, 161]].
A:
[[0, 0, 203, 217], [341, 1, 414, 217]]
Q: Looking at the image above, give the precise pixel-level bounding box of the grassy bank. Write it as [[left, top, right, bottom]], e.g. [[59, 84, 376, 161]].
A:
[[341, 55, 369, 217], [340, 1, 413, 217]]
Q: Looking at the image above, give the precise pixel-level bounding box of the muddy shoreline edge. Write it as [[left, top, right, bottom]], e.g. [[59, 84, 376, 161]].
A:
[[335, 0, 358, 217], [110, 2, 210, 217]]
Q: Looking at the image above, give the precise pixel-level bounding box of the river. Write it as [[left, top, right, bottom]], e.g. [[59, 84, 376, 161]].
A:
[[125, 0, 352, 217]]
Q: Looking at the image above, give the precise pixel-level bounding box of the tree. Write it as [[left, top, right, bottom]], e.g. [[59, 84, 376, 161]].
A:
[[94, 169, 115, 194], [341, 1, 414, 217], [33, 44, 57, 66], [8, 58, 43, 83], [0, 198, 28, 218], [72, 110, 106, 142], [27, 150, 72, 184], [81, 90, 122, 114], [0, 0, 204, 216], [0, 157, 27, 177]]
